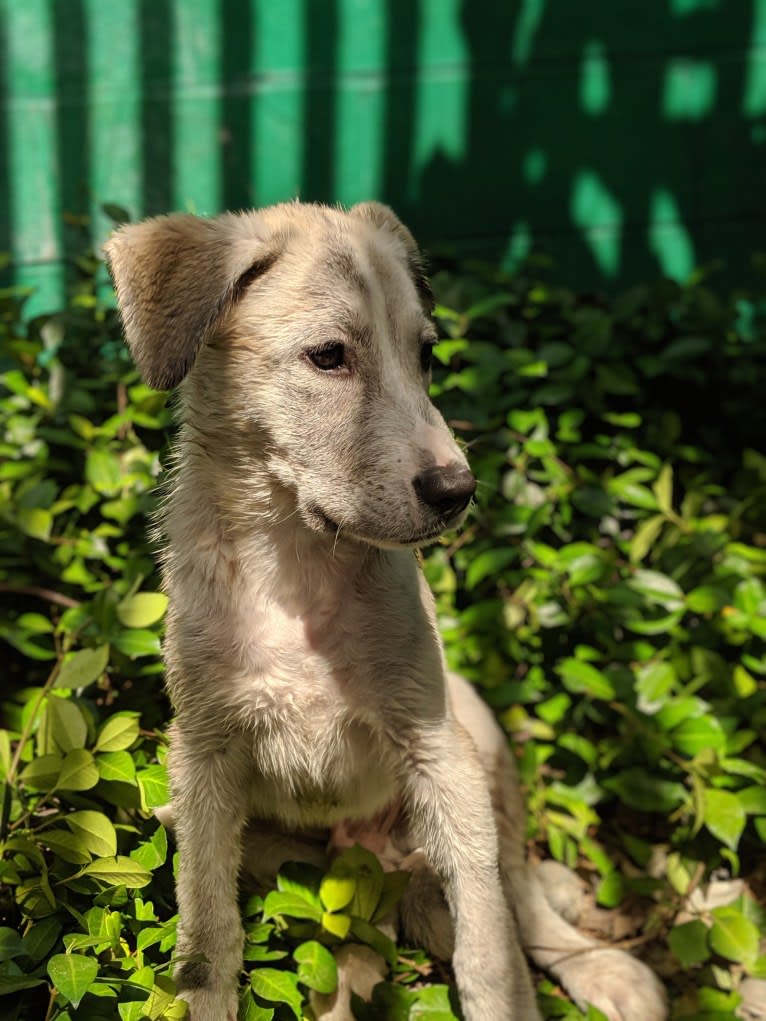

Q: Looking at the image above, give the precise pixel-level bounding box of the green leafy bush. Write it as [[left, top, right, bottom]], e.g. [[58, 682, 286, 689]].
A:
[[1, 234, 765, 1020]]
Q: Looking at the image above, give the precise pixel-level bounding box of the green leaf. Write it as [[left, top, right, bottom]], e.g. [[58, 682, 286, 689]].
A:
[[20, 752, 63, 790], [57, 749, 100, 791], [362, 982, 416, 1018], [655, 696, 709, 731], [56, 645, 110, 689], [142, 975, 178, 1020], [293, 940, 337, 994], [95, 712, 140, 752], [350, 917, 398, 966], [96, 749, 137, 783], [275, 861, 323, 909], [709, 907, 760, 965], [0, 927, 24, 961], [653, 463, 673, 513], [321, 910, 351, 939], [117, 592, 169, 628], [561, 546, 607, 586], [38, 695, 88, 754], [320, 872, 356, 913], [672, 715, 726, 756], [137, 764, 169, 811], [261, 890, 322, 923], [635, 661, 675, 714], [739, 785, 766, 814], [627, 569, 684, 609], [47, 953, 99, 1008], [0, 973, 48, 996], [687, 585, 729, 613], [668, 920, 711, 967], [16, 612, 54, 634], [80, 855, 152, 888], [733, 665, 758, 697], [630, 514, 665, 563], [409, 984, 459, 1017], [250, 968, 302, 1020], [17, 507, 53, 541], [704, 789, 746, 850], [64, 810, 118, 857], [556, 658, 615, 700], [21, 918, 62, 963], [338, 845, 384, 920], [85, 448, 122, 495], [241, 989, 275, 1020], [102, 202, 131, 223], [734, 578, 766, 615], [465, 547, 517, 589], [372, 869, 411, 924], [131, 824, 168, 870], [603, 767, 686, 813], [41, 828, 92, 865], [113, 628, 162, 658], [595, 871, 624, 908]]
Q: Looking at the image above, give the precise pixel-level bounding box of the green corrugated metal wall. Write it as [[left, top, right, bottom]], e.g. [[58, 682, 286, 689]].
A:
[[2, 0, 766, 314]]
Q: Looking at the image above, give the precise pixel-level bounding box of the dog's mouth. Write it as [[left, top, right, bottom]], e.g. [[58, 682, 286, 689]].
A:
[[305, 504, 461, 550]]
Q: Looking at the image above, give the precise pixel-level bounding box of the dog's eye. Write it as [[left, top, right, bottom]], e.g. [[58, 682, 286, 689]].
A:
[[420, 342, 436, 373], [308, 343, 346, 372]]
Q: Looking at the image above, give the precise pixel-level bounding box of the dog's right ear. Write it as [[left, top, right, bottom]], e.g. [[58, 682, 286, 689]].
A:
[[104, 213, 278, 390]]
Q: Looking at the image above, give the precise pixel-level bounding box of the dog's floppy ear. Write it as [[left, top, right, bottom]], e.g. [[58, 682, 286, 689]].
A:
[[349, 202, 434, 312], [104, 213, 277, 389]]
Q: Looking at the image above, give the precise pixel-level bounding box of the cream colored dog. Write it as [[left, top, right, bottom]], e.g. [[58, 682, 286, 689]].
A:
[[106, 202, 666, 1021]]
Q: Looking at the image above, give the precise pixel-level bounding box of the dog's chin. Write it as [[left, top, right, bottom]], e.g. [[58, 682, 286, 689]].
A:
[[303, 503, 467, 550]]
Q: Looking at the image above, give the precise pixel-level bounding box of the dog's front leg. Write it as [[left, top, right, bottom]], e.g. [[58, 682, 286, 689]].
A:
[[402, 721, 539, 1021], [169, 726, 250, 1021]]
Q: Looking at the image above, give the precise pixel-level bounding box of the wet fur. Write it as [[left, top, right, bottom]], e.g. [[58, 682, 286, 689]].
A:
[[106, 202, 666, 1021]]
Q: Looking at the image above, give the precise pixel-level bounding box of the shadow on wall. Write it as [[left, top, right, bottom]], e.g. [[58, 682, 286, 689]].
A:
[[385, 0, 766, 286], [0, 0, 765, 301]]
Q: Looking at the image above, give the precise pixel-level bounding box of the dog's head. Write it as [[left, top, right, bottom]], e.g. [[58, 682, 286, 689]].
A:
[[105, 202, 475, 549]]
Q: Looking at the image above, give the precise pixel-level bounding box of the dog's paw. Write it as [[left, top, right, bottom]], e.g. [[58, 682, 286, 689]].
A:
[[536, 859, 586, 924], [177, 987, 238, 1021], [554, 948, 666, 1021]]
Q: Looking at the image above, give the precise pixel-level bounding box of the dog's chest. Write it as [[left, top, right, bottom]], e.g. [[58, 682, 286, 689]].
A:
[[227, 599, 419, 825], [174, 551, 442, 825]]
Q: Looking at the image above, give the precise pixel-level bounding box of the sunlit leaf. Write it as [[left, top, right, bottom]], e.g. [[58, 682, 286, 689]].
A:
[[47, 953, 98, 1007]]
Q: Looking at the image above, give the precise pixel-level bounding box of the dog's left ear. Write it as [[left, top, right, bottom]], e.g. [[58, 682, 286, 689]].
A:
[[104, 212, 278, 390], [349, 202, 434, 312]]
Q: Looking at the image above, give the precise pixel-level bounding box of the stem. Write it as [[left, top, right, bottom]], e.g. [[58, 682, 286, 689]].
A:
[[0, 583, 80, 609], [43, 984, 56, 1021], [4, 660, 62, 794]]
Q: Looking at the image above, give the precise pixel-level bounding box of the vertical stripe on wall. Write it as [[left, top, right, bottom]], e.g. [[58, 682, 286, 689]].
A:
[[254, 1, 304, 206], [411, 0, 468, 200], [334, 0, 385, 204], [6, 0, 62, 311], [173, 0, 221, 213], [88, 2, 141, 249]]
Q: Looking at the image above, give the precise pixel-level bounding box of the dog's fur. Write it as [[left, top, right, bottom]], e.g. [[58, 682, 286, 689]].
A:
[[106, 201, 666, 1021]]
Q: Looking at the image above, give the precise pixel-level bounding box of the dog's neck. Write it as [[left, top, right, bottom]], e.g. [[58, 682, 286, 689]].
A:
[[161, 445, 398, 618]]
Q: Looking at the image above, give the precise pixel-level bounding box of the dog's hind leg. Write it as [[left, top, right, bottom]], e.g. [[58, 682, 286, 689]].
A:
[[489, 742, 668, 1021], [445, 672, 666, 1021]]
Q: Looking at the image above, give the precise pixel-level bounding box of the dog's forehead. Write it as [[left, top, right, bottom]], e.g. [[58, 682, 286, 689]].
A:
[[230, 205, 430, 348], [302, 221, 424, 332]]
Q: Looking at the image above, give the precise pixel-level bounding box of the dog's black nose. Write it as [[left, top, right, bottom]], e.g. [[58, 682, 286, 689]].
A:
[[413, 464, 476, 517]]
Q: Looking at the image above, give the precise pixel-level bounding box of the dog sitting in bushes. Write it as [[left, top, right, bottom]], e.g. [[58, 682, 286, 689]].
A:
[[106, 201, 666, 1021]]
